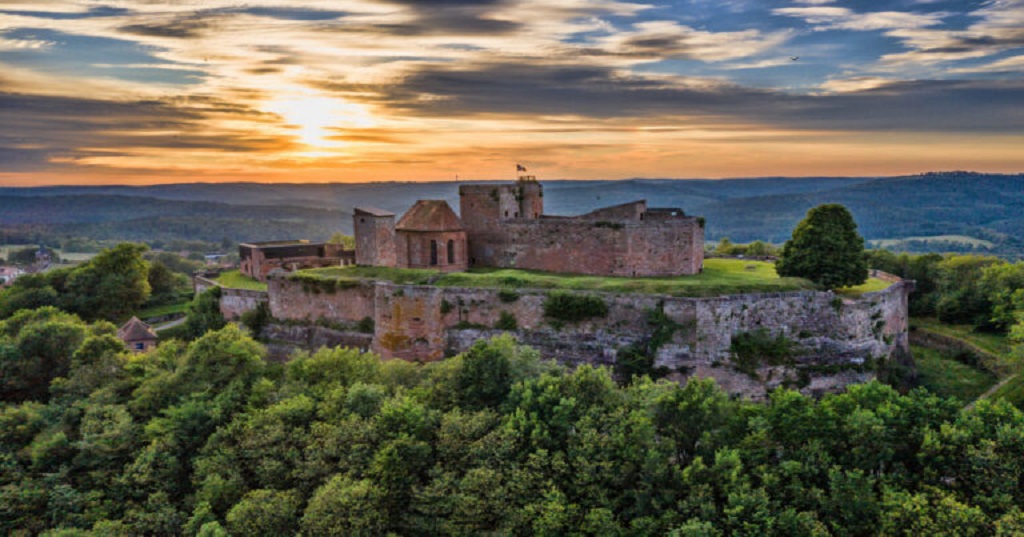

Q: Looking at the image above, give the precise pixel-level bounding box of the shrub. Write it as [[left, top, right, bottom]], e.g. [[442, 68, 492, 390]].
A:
[[495, 311, 518, 330], [356, 316, 375, 334], [542, 292, 608, 322], [440, 299, 453, 314], [730, 329, 795, 376], [497, 289, 520, 303], [240, 302, 271, 340]]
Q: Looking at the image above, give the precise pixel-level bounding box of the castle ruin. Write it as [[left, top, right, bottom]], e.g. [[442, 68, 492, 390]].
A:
[[353, 177, 705, 277]]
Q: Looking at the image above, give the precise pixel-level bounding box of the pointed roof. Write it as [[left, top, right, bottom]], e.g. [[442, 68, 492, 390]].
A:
[[118, 316, 158, 342], [396, 200, 463, 232]]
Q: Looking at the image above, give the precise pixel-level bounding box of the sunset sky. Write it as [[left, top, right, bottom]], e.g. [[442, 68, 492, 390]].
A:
[[2, 0, 1023, 185]]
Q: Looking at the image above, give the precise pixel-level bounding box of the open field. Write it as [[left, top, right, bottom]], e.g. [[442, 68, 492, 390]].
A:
[[1, 244, 96, 264], [297, 259, 893, 297], [869, 235, 995, 249], [214, 269, 268, 291], [912, 345, 998, 401]]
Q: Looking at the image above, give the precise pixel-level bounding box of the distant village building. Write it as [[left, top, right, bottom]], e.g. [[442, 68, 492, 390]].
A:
[[118, 317, 158, 353], [34, 247, 52, 263], [354, 177, 705, 276], [0, 266, 24, 287], [239, 240, 355, 282]]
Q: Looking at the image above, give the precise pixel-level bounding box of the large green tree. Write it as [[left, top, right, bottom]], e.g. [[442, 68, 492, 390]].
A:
[[776, 204, 868, 289], [62, 243, 151, 321]]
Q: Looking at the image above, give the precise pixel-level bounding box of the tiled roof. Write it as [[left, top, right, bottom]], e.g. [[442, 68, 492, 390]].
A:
[[396, 200, 463, 232], [118, 316, 158, 342]]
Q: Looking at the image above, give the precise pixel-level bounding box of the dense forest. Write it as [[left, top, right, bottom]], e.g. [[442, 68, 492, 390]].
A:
[[2, 319, 1024, 536], [3, 172, 1023, 257]]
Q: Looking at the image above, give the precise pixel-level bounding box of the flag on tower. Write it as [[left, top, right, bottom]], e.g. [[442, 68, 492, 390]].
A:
[[516, 163, 527, 172]]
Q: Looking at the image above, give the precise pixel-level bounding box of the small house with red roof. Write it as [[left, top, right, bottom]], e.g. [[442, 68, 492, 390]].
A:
[[118, 317, 159, 353]]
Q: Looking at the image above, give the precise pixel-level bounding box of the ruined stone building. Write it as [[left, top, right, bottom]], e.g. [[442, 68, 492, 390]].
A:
[[354, 178, 705, 276], [240, 240, 354, 282]]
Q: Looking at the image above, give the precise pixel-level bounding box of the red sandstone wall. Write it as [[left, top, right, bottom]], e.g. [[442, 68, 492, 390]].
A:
[[268, 276, 376, 322], [490, 219, 703, 276], [354, 214, 397, 267], [396, 230, 468, 272]]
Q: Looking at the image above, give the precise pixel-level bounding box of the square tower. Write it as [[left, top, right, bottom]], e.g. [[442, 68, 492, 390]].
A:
[[354, 207, 397, 267]]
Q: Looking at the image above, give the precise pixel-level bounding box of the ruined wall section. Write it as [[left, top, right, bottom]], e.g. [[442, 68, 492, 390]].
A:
[[579, 200, 647, 220], [493, 218, 704, 277], [193, 275, 268, 320], [268, 276, 375, 323]]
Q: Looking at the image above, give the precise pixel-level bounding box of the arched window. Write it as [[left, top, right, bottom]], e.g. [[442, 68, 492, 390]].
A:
[[430, 240, 438, 266], [447, 239, 455, 264]]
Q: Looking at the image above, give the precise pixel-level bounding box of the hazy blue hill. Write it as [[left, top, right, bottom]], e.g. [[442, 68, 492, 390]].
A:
[[0, 194, 351, 244], [699, 173, 1024, 249], [2, 172, 1021, 256]]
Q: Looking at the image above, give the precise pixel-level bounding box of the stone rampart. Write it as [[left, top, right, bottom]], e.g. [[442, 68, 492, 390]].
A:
[[264, 273, 913, 399], [192, 275, 269, 320]]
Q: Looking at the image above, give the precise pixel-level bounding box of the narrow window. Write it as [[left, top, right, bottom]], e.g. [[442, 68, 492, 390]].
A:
[[447, 239, 455, 263], [504, 210, 509, 217], [430, 240, 438, 265]]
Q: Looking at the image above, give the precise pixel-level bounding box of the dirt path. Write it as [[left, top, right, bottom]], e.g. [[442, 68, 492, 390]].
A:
[[966, 374, 1017, 410], [154, 317, 186, 332]]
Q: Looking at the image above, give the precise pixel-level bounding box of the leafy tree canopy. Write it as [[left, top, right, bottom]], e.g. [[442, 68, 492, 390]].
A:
[[776, 204, 868, 289]]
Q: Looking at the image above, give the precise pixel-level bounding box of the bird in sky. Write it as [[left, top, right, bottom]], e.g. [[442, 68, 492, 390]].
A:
[[790, 56, 800, 61]]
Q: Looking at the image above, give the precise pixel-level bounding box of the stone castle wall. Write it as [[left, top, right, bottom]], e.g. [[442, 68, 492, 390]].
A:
[[464, 217, 704, 277], [194, 275, 268, 320], [265, 273, 912, 399]]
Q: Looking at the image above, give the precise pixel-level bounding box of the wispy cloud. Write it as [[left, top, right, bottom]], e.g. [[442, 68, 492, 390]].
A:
[[0, 0, 1022, 183]]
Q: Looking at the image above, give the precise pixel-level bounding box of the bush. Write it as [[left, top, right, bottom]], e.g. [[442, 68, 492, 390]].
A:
[[240, 302, 271, 340], [497, 289, 520, 303], [356, 316, 375, 334], [542, 292, 608, 322], [495, 311, 518, 330], [730, 329, 795, 375]]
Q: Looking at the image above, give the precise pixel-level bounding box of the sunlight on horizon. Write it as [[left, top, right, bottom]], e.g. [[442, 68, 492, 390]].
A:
[[263, 89, 377, 154]]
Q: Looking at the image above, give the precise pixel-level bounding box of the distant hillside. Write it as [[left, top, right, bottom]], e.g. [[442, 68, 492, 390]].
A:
[[0, 194, 350, 244], [2, 172, 1021, 257]]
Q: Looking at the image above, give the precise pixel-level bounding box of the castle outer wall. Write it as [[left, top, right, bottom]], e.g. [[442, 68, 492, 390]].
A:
[[266, 273, 912, 400]]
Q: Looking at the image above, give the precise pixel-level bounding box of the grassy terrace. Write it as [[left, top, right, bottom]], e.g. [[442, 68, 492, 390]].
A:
[[912, 345, 998, 401], [294, 259, 890, 297], [911, 317, 1013, 358], [213, 269, 268, 291]]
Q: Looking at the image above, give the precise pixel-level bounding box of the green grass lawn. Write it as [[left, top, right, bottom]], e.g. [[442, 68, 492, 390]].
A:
[[835, 278, 893, 296], [298, 259, 833, 297], [137, 301, 190, 319], [912, 344, 998, 401], [911, 317, 1013, 358], [214, 269, 268, 291]]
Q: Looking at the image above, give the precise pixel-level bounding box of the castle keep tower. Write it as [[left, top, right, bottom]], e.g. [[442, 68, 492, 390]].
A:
[[353, 207, 397, 267], [459, 177, 543, 266]]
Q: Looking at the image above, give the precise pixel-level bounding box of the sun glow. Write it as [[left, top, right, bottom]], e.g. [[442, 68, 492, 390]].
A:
[[264, 90, 376, 153]]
